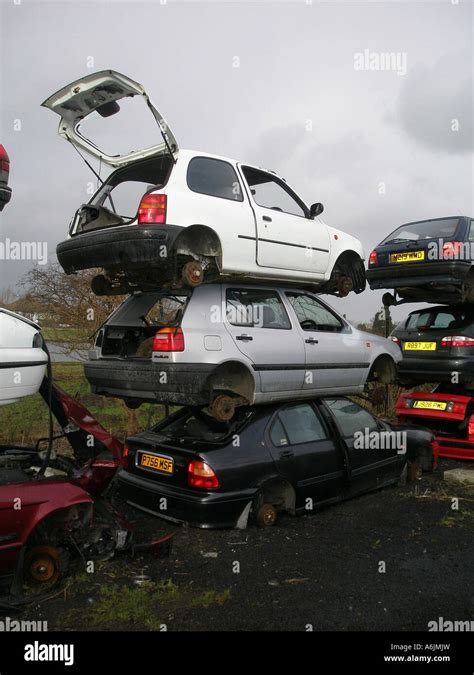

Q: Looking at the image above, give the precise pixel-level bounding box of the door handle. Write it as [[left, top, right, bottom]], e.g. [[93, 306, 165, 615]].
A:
[[262, 215, 272, 222], [236, 334, 253, 341], [279, 450, 294, 459], [305, 338, 319, 344]]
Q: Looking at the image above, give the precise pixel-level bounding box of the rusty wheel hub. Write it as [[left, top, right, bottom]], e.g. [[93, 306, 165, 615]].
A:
[[337, 275, 353, 297], [210, 394, 235, 422], [182, 261, 204, 287], [25, 545, 61, 584]]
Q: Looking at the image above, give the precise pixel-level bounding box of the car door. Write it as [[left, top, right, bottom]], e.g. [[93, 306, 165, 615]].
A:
[[323, 398, 403, 494], [238, 165, 330, 275], [223, 287, 305, 393], [266, 402, 346, 508], [284, 291, 369, 391]]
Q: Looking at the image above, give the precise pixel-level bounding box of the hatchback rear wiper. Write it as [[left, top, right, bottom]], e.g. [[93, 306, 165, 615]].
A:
[[383, 237, 417, 245]]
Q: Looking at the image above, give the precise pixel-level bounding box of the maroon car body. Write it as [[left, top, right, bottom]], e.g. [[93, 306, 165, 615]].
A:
[[0, 379, 174, 600]]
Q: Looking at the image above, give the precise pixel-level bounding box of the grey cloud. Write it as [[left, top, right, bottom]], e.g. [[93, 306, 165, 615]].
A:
[[396, 51, 473, 154]]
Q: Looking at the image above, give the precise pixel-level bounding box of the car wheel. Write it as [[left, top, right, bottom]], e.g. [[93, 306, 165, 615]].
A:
[[182, 260, 204, 287], [255, 503, 277, 528]]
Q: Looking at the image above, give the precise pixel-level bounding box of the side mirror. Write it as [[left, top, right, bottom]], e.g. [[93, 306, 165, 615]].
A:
[[310, 202, 324, 219]]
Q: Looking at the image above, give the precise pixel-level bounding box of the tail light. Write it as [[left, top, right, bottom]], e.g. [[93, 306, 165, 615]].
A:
[[390, 336, 400, 346], [187, 460, 219, 489], [0, 145, 10, 174], [122, 445, 129, 468], [152, 327, 185, 352], [440, 336, 474, 348], [442, 241, 462, 259], [138, 193, 167, 224], [368, 250, 378, 266]]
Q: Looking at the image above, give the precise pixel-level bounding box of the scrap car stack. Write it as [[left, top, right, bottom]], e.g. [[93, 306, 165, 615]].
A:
[[38, 69, 435, 529], [367, 215, 474, 460], [4, 66, 465, 582]]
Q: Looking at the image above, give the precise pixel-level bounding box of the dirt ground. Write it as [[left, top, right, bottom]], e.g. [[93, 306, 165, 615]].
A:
[[5, 459, 474, 632]]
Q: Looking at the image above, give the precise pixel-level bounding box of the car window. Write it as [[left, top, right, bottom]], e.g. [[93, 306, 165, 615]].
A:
[[187, 157, 243, 202], [325, 398, 378, 437], [381, 218, 459, 244], [406, 308, 470, 331], [286, 293, 343, 331], [272, 403, 328, 446], [242, 166, 306, 217], [226, 289, 291, 329], [469, 220, 474, 242]]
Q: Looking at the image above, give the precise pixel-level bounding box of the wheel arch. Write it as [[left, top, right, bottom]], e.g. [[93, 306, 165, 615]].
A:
[[206, 359, 256, 404], [174, 224, 223, 268]]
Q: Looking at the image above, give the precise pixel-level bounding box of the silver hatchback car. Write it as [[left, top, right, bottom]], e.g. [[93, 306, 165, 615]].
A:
[[86, 284, 401, 420]]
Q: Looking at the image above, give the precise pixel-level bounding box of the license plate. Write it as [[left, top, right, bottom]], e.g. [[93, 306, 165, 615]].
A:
[[390, 250, 425, 263], [413, 400, 447, 411], [404, 341, 437, 351], [139, 452, 174, 474]]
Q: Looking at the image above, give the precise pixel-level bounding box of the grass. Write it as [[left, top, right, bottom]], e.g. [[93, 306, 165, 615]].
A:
[[42, 326, 90, 343], [191, 589, 231, 608], [88, 580, 178, 630], [439, 510, 474, 528], [0, 362, 168, 447]]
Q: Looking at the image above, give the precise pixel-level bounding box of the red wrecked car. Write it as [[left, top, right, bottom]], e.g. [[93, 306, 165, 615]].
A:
[[0, 376, 175, 604], [396, 385, 474, 461]]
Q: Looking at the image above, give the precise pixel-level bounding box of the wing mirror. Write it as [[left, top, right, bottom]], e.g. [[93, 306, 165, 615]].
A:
[[310, 202, 324, 219]]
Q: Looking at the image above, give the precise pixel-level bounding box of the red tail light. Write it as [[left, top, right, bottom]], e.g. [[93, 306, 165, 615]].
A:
[[152, 327, 185, 352], [390, 336, 400, 346], [0, 145, 10, 173], [138, 193, 167, 224], [368, 250, 378, 266], [440, 336, 474, 348], [442, 241, 462, 259], [122, 445, 129, 468], [187, 460, 219, 489]]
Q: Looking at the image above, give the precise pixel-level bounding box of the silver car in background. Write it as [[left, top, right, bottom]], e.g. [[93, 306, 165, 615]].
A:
[[86, 284, 400, 420]]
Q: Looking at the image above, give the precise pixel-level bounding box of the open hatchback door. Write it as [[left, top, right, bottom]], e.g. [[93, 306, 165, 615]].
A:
[[41, 69, 178, 168]]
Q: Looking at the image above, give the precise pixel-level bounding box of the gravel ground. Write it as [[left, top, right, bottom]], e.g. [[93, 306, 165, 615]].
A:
[[5, 459, 474, 632]]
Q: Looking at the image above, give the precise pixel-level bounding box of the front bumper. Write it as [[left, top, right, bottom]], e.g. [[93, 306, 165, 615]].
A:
[[56, 223, 184, 274], [367, 261, 472, 290], [117, 469, 255, 528], [398, 356, 474, 384], [85, 359, 216, 405], [0, 185, 12, 211]]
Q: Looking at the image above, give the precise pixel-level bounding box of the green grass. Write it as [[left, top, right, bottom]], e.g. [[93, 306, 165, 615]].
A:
[[0, 362, 168, 446], [41, 327, 90, 343], [88, 580, 178, 629], [191, 589, 231, 608]]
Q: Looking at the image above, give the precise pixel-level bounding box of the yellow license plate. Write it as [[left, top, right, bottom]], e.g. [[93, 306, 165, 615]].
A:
[[404, 341, 437, 351], [139, 453, 174, 474], [390, 250, 425, 263], [413, 400, 447, 411]]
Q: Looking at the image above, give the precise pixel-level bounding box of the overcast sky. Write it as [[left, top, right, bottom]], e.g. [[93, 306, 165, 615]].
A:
[[0, 0, 472, 323]]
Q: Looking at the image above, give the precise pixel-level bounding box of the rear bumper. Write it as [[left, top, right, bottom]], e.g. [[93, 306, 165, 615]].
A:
[[117, 469, 256, 528], [56, 223, 184, 274], [85, 359, 216, 405], [398, 357, 474, 384], [367, 261, 472, 289], [437, 438, 474, 461]]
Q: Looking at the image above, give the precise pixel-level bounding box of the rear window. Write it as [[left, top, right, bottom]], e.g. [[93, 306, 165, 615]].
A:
[[381, 218, 459, 245], [155, 408, 252, 444], [108, 292, 189, 327], [90, 157, 173, 218], [405, 308, 472, 332], [187, 157, 243, 202]]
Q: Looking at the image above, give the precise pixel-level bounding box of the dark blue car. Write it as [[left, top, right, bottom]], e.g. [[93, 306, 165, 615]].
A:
[[367, 216, 474, 304], [117, 397, 434, 529]]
